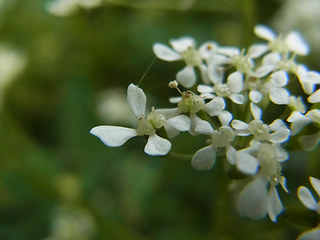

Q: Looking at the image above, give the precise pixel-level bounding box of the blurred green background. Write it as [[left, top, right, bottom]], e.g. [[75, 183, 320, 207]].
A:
[[0, 0, 319, 239]]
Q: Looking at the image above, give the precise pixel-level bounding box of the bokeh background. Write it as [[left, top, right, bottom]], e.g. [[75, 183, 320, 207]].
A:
[[0, 0, 320, 239]]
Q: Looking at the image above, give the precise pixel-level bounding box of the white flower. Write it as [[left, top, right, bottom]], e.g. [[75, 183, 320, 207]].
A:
[[287, 109, 320, 135], [217, 48, 254, 74], [191, 124, 236, 170], [297, 177, 320, 240], [158, 90, 227, 136], [236, 142, 289, 222], [90, 84, 190, 156], [197, 71, 245, 104], [153, 37, 204, 88], [254, 24, 309, 56], [268, 70, 291, 105], [231, 103, 290, 144], [237, 175, 286, 222]]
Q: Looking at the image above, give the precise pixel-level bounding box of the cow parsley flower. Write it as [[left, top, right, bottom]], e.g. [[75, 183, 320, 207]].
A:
[[297, 177, 320, 240], [231, 103, 290, 144], [153, 37, 205, 88], [287, 109, 320, 135], [236, 142, 289, 222], [197, 71, 245, 104], [158, 81, 227, 136], [90, 84, 190, 156], [191, 112, 236, 170], [254, 24, 309, 56]]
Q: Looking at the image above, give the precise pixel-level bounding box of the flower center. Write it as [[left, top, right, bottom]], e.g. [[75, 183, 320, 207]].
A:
[[256, 143, 282, 181], [178, 92, 205, 113], [268, 37, 288, 54], [211, 126, 234, 148], [215, 84, 231, 97], [248, 120, 270, 141], [181, 46, 202, 67], [277, 59, 297, 73], [230, 53, 252, 74], [136, 109, 166, 136]]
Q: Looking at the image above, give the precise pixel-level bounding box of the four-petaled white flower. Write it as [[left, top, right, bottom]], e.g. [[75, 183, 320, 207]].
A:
[[236, 142, 289, 222], [297, 177, 320, 240], [254, 24, 309, 56], [231, 103, 290, 144], [198, 71, 245, 104], [153, 37, 204, 88], [90, 84, 190, 156], [191, 111, 236, 170]]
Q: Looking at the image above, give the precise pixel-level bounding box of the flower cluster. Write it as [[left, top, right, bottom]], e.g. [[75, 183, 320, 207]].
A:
[[90, 25, 320, 231]]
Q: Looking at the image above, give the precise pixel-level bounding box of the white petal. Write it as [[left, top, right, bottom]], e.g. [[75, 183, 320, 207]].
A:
[[310, 177, 320, 198], [249, 90, 263, 103], [176, 66, 196, 88], [200, 64, 211, 85], [90, 126, 137, 147], [299, 132, 320, 151], [286, 31, 309, 56], [270, 71, 288, 87], [237, 177, 268, 220], [306, 109, 320, 123], [229, 94, 245, 104], [297, 226, 320, 240], [226, 146, 236, 165], [170, 37, 195, 53], [207, 65, 224, 84], [194, 117, 214, 135], [231, 119, 248, 130], [169, 96, 182, 104], [308, 89, 320, 103], [287, 112, 312, 135], [218, 110, 233, 126], [199, 41, 218, 59], [291, 120, 312, 135], [287, 111, 304, 122], [234, 129, 251, 136], [280, 176, 289, 193], [262, 52, 281, 66], [156, 107, 180, 119], [269, 129, 290, 143], [204, 97, 225, 116], [200, 93, 215, 99], [236, 151, 259, 175], [153, 43, 181, 61], [275, 145, 289, 162], [228, 71, 243, 93], [248, 43, 269, 58], [269, 87, 290, 105], [298, 186, 318, 211], [304, 71, 320, 84], [164, 125, 180, 139], [197, 84, 213, 93], [254, 25, 277, 41], [191, 145, 216, 170], [269, 119, 288, 132], [250, 103, 262, 120], [208, 53, 230, 65], [144, 134, 171, 156], [166, 115, 190, 132], [254, 65, 275, 78], [216, 46, 240, 57], [127, 83, 146, 118], [267, 186, 284, 222]]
